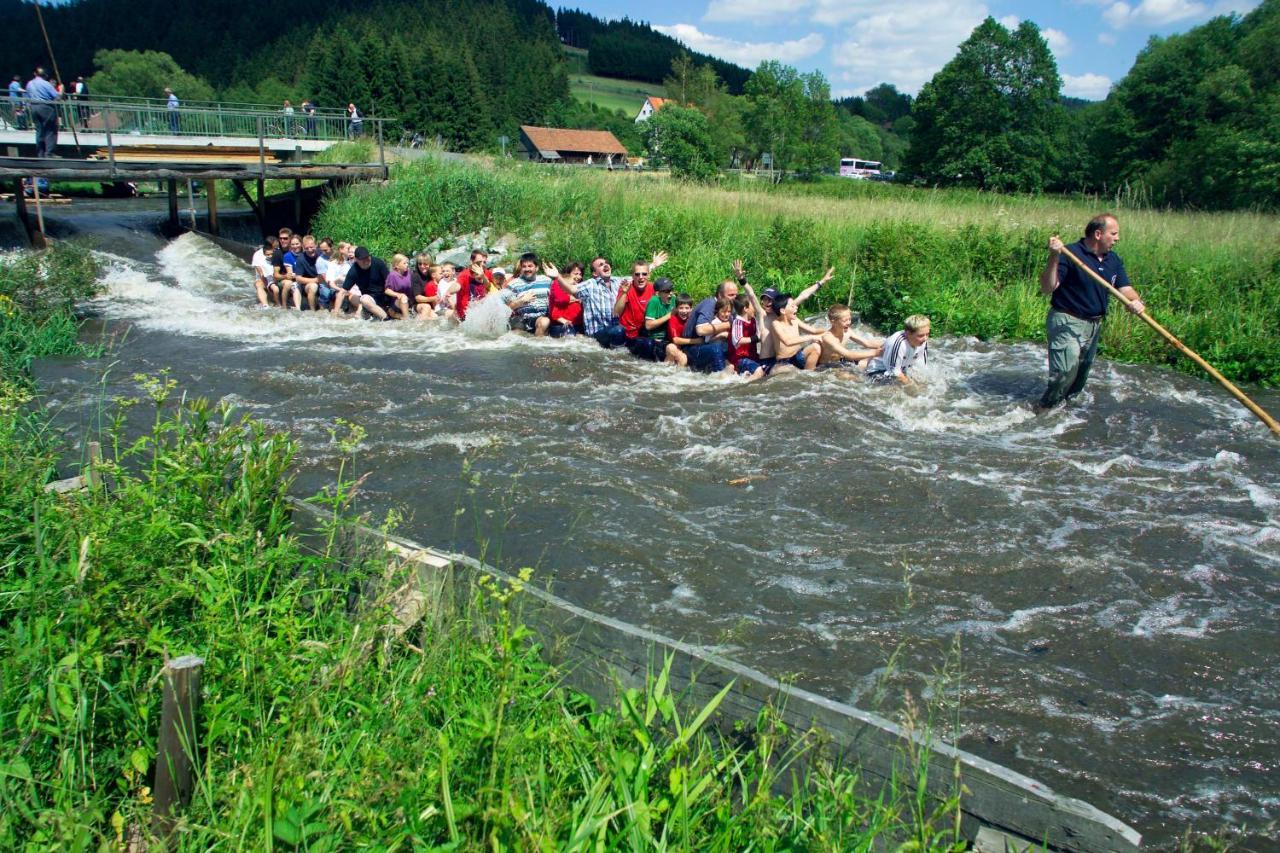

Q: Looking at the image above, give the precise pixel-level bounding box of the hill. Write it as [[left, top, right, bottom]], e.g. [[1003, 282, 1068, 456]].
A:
[[556, 8, 751, 94]]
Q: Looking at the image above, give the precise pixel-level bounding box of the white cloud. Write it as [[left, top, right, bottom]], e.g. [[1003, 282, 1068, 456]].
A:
[[830, 1, 989, 95], [1102, 0, 1208, 28], [998, 14, 1021, 28], [703, 0, 810, 23], [652, 24, 825, 67], [1043, 28, 1072, 57], [1098, 31, 1118, 44], [1062, 72, 1113, 99]]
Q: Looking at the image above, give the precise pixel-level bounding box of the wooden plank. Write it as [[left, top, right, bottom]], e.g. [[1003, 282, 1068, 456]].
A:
[[205, 179, 218, 236], [285, 500, 1141, 852]]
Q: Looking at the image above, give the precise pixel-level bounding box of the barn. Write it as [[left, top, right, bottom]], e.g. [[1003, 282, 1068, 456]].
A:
[[518, 125, 629, 166]]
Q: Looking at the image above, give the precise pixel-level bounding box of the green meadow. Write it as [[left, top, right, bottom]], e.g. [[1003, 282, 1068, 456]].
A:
[[315, 157, 1280, 385]]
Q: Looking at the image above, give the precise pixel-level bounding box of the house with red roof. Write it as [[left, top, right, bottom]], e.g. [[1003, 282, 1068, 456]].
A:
[[518, 125, 629, 165], [634, 96, 668, 123]]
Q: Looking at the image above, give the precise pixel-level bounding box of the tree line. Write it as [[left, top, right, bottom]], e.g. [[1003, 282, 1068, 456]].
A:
[[1, 0, 1275, 209]]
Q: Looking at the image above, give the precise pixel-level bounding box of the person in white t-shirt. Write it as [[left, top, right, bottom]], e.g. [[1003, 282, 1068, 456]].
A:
[[250, 237, 279, 307], [322, 241, 356, 315], [865, 314, 930, 386]]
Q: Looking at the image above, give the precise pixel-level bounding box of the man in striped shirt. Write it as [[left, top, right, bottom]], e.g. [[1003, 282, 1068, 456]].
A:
[[559, 252, 667, 348]]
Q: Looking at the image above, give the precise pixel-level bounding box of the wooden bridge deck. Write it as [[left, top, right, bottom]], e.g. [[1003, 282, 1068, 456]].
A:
[[0, 155, 386, 182]]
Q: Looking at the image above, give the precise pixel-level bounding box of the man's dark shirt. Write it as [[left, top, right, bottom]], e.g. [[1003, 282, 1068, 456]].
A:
[[343, 257, 390, 298], [271, 248, 289, 279], [292, 251, 320, 281], [1053, 240, 1130, 320], [683, 296, 718, 339]]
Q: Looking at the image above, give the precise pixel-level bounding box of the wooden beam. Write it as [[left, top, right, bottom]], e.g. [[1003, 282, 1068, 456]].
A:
[[166, 179, 178, 231], [293, 178, 302, 229], [205, 179, 218, 236], [12, 178, 42, 248]]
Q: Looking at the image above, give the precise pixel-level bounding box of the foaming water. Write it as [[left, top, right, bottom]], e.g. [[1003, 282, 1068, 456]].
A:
[[48, 234, 1280, 845]]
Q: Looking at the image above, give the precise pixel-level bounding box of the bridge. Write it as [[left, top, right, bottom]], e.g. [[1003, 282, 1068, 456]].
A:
[[1, 95, 391, 246]]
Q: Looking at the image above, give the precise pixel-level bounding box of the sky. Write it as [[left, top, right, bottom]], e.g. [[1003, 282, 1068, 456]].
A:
[[569, 0, 1261, 100]]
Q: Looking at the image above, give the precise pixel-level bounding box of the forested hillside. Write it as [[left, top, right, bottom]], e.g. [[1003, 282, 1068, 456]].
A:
[[0, 0, 569, 148], [555, 9, 750, 94]]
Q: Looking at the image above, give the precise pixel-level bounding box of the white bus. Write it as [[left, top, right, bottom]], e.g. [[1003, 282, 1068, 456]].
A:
[[839, 158, 882, 179]]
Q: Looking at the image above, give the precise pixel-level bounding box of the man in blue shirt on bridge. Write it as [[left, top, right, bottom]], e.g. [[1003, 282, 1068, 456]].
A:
[[1037, 213, 1146, 411], [24, 68, 59, 156]]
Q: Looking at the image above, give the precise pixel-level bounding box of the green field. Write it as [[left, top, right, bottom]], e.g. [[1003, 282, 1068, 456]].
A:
[[315, 157, 1280, 385], [564, 46, 665, 116], [569, 72, 664, 116]]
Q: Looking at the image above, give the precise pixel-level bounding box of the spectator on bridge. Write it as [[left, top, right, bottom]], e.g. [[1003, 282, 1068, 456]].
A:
[[282, 99, 295, 136], [301, 99, 316, 137], [72, 76, 89, 129], [7, 76, 24, 130], [347, 103, 362, 138], [25, 67, 59, 157], [165, 87, 179, 134]]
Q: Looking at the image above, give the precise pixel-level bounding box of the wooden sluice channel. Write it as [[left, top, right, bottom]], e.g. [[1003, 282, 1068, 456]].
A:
[[288, 499, 1143, 852]]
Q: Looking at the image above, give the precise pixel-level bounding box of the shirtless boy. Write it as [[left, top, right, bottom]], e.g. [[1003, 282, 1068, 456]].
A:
[[818, 305, 882, 372]]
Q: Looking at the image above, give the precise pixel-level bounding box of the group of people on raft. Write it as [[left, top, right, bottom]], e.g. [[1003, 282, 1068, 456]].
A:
[[250, 226, 931, 384]]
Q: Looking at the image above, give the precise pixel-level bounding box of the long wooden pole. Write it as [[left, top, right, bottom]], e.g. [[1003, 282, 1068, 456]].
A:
[[1060, 247, 1280, 437]]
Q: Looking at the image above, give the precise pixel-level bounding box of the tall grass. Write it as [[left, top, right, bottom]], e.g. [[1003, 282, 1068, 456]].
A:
[[315, 158, 1280, 385]]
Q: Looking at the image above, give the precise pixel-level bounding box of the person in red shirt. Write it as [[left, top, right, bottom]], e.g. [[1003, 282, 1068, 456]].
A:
[[535, 261, 584, 337], [729, 294, 765, 381], [664, 294, 698, 368], [616, 251, 667, 360], [454, 250, 494, 321]]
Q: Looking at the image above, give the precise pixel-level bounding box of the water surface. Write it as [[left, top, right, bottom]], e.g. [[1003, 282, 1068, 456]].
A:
[[38, 225, 1280, 847]]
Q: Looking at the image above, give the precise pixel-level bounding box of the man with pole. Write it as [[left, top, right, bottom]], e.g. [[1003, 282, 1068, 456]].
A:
[[1036, 213, 1145, 411]]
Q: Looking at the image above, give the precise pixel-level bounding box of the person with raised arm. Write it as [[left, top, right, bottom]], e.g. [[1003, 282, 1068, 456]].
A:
[[736, 260, 831, 373], [768, 293, 825, 371], [615, 251, 668, 360], [535, 261, 585, 337], [548, 251, 667, 348]]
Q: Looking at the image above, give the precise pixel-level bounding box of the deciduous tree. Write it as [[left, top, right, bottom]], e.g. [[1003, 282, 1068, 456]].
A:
[[905, 18, 1063, 192]]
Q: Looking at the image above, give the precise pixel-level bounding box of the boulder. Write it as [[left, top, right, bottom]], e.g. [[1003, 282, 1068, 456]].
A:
[[436, 245, 473, 268]]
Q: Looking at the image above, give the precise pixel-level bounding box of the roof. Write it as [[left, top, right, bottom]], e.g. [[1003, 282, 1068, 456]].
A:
[[645, 97, 668, 111], [520, 126, 628, 156]]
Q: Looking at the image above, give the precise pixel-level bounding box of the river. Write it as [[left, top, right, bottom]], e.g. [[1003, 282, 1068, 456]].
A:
[[30, 202, 1280, 847]]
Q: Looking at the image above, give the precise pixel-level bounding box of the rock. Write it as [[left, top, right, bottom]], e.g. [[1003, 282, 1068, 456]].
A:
[[425, 237, 445, 254], [436, 245, 473, 267]]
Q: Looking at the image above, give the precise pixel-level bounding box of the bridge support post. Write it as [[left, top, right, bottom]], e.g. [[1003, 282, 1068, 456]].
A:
[[205, 179, 218, 236], [166, 179, 178, 232], [293, 179, 302, 229], [12, 179, 42, 248]]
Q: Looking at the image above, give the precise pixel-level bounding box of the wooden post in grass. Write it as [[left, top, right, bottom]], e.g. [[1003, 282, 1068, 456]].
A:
[[152, 655, 204, 840], [85, 441, 101, 489]]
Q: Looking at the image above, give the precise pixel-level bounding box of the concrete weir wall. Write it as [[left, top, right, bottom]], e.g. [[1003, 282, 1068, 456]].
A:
[[289, 499, 1142, 852]]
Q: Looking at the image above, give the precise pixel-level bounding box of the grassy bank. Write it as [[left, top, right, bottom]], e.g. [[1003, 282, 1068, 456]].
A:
[[315, 158, 1280, 385], [0, 246, 964, 848]]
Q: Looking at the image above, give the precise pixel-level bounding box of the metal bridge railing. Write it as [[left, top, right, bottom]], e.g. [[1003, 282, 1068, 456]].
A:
[[3, 97, 386, 166]]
